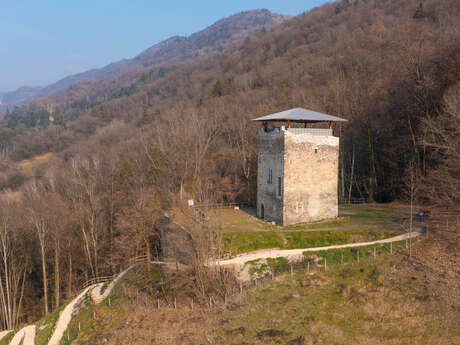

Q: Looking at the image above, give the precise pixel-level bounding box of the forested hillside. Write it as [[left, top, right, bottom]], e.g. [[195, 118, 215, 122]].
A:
[[0, 9, 286, 112], [0, 0, 458, 327]]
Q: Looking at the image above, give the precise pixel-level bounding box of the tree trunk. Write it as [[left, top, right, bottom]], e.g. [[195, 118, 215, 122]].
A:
[[367, 123, 377, 201], [67, 253, 72, 298], [54, 239, 60, 309], [145, 237, 151, 273], [40, 242, 48, 315], [348, 144, 355, 203]]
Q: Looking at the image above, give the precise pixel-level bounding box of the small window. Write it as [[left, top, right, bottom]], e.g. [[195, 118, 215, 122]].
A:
[[267, 168, 273, 184], [278, 177, 282, 196], [314, 147, 318, 154]]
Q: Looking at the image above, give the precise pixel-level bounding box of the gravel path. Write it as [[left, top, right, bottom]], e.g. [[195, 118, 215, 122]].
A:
[[90, 265, 136, 304], [0, 330, 11, 341], [8, 325, 35, 345], [46, 287, 91, 345], [217, 231, 421, 266]]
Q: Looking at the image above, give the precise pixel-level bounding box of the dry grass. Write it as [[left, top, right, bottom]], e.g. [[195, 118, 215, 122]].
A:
[[70, 234, 459, 345], [68, 206, 459, 345], [18, 152, 54, 177]]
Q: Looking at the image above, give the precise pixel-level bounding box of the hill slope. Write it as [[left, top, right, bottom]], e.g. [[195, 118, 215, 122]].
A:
[[0, 0, 457, 335], [0, 9, 287, 112]]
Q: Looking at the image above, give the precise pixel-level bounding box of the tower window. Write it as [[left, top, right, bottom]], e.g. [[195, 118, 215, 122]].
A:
[[314, 147, 318, 154], [267, 168, 273, 184], [278, 177, 282, 196]]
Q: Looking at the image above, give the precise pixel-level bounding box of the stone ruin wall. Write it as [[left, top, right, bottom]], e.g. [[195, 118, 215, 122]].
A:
[[256, 127, 284, 224], [283, 132, 339, 225], [257, 126, 339, 225]]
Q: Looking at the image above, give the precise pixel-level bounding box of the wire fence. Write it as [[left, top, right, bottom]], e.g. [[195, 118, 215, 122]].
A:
[[80, 255, 150, 290], [150, 239, 412, 311], [80, 214, 458, 311]]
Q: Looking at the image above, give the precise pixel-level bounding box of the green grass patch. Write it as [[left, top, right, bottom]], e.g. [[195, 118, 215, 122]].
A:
[[211, 204, 401, 235], [0, 331, 15, 345], [224, 228, 400, 254]]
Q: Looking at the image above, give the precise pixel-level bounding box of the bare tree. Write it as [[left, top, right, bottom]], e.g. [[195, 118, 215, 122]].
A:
[[0, 202, 27, 330], [421, 86, 460, 205], [68, 156, 105, 279], [24, 183, 50, 315]]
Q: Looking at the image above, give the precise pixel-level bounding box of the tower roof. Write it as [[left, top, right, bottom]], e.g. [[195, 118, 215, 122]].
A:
[[252, 107, 347, 123]]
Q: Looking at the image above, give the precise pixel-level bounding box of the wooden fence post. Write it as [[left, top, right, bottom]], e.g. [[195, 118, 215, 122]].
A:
[[390, 242, 393, 254], [157, 298, 160, 309], [290, 264, 293, 277], [324, 258, 327, 271], [174, 297, 177, 309], [373, 247, 376, 259]]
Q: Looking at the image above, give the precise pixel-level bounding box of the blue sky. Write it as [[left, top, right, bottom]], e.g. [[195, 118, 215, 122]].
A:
[[0, 0, 326, 92]]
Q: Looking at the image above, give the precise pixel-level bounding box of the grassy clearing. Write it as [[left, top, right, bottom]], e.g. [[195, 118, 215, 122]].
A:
[[19, 152, 54, 177], [210, 204, 400, 233], [211, 205, 404, 254], [213, 247, 459, 344], [223, 228, 400, 254]]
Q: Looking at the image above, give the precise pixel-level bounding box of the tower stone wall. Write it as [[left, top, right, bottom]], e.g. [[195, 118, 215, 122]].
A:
[[257, 126, 339, 225]]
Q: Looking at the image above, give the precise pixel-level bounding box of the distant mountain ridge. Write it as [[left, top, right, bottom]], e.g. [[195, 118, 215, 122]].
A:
[[0, 9, 287, 113]]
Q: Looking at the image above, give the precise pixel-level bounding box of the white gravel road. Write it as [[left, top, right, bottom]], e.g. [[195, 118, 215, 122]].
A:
[[8, 325, 35, 345]]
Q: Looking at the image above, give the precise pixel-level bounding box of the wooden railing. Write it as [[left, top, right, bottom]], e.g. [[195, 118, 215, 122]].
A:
[[339, 198, 368, 205], [80, 254, 152, 290], [193, 202, 248, 209], [81, 275, 114, 289]]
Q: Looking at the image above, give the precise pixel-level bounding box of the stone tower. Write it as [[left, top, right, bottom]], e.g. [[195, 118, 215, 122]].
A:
[[253, 108, 346, 226]]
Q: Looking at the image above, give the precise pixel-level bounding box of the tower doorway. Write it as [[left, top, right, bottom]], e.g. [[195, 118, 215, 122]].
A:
[[261, 203, 264, 219]]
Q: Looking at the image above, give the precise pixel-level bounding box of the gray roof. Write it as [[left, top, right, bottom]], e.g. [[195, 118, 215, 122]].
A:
[[252, 107, 347, 122]]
